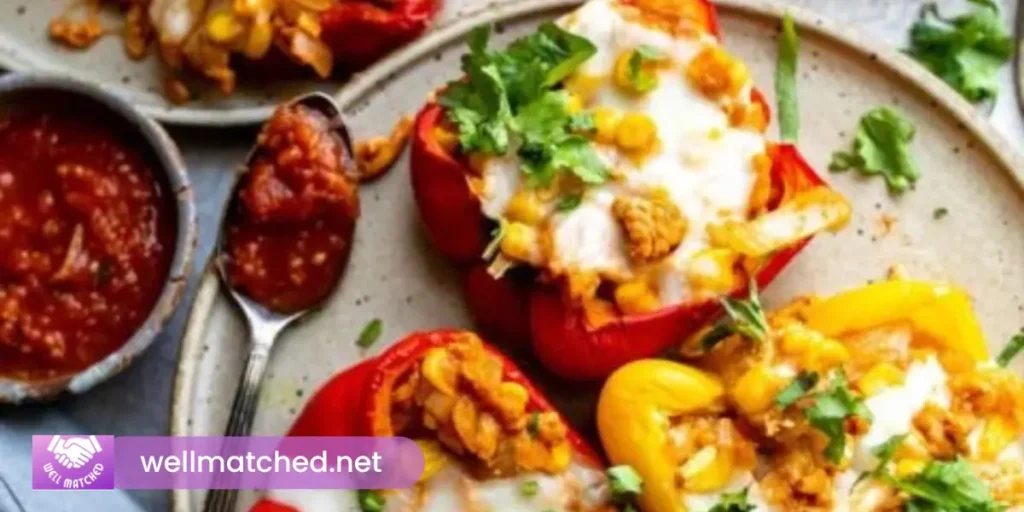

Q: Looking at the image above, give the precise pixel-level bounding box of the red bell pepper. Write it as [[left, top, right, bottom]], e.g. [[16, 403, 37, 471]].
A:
[[248, 329, 604, 512], [409, 0, 839, 381], [319, 0, 443, 70]]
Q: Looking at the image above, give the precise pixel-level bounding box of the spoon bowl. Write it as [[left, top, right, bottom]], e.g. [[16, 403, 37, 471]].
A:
[[204, 92, 357, 512]]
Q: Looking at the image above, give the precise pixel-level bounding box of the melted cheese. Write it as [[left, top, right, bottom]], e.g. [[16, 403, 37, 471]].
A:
[[265, 457, 608, 512], [851, 356, 950, 472], [478, 0, 762, 304]]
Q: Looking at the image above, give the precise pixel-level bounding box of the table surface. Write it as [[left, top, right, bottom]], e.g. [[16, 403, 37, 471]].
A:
[[1, 0, 1021, 511]]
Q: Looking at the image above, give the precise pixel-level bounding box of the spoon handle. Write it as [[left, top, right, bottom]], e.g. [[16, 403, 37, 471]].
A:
[[203, 328, 279, 512]]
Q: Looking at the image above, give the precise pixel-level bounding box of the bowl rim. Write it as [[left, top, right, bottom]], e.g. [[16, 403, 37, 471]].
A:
[[0, 73, 198, 404]]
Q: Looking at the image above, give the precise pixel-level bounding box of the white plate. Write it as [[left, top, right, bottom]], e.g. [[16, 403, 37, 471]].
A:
[[170, 0, 1024, 510], [0, 0, 484, 126]]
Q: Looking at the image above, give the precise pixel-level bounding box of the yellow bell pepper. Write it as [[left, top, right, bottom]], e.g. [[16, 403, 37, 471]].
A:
[[597, 360, 726, 512], [802, 280, 988, 363]]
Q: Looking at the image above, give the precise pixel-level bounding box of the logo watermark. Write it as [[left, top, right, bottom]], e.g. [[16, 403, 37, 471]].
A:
[[31, 436, 422, 490], [32, 435, 115, 490]]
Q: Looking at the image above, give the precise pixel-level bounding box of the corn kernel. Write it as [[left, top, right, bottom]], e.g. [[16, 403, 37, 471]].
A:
[[565, 93, 584, 114], [422, 348, 458, 396], [593, 107, 620, 145], [856, 363, 905, 396], [614, 279, 661, 315], [801, 338, 850, 373], [686, 46, 749, 99], [416, 439, 450, 483], [547, 441, 572, 473], [780, 325, 813, 355], [296, 11, 321, 38], [206, 11, 244, 43], [615, 112, 658, 152], [731, 364, 783, 414], [505, 190, 545, 225], [433, 126, 459, 154], [686, 248, 739, 294], [564, 73, 604, 104], [243, 19, 274, 59], [894, 458, 927, 478], [680, 446, 732, 492], [500, 222, 540, 264], [979, 417, 1018, 460]]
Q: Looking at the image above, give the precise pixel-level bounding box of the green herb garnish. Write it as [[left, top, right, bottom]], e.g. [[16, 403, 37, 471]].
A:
[[606, 465, 643, 507], [854, 434, 908, 487], [519, 480, 539, 498], [906, 0, 1013, 103], [627, 45, 662, 93], [567, 112, 596, 134], [556, 194, 583, 212], [829, 107, 920, 193], [718, 281, 770, 343], [776, 14, 800, 142], [888, 457, 1004, 512], [356, 319, 383, 349], [804, 371, 872, 463], [933, 207, 950, 219], [996, 331, 1024, 367], [527, 412, 540, 438], [357, 490, 386, 512], [708, 487, 756, 512], [439, 24, 607, 187], [776, 371, 820, 407]]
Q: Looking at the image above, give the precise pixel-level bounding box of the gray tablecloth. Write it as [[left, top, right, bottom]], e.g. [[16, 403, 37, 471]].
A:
[[1, 0, 1022, 511]]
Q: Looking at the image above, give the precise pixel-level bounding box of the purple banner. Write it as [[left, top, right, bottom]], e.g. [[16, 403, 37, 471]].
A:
[[33, 436, 424, 490]]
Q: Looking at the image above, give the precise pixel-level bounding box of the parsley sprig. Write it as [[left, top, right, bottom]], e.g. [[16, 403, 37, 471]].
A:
[[606, 465, 643, 511], [804, 370, 872, 463], [829, 107, 920, 193], [439, 24, 607, 187], [906, 0, 1013, 103], [701, 281, 770, 350]]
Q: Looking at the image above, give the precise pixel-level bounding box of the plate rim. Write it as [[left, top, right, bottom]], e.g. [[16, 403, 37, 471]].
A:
[[169, 0, 1024, 509]]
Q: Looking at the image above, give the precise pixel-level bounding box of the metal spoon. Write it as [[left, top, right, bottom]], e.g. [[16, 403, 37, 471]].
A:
[[203, 92, 355, 512]]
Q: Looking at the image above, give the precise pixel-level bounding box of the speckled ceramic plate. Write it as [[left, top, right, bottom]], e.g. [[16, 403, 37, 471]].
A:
[[0, 0, 487, 126], [170, 0, 1024, 509]]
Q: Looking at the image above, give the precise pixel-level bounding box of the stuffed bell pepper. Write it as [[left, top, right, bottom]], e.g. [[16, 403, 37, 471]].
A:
[[56, 0, 442, 101], [250, 329, 616, 512], [597, 279, 1024, 511], [410, 0, 851, 380]]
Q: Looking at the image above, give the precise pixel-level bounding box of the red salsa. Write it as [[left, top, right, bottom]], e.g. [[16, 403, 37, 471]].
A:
[[0, 98, 176, 381], [225, 104, 359, 313]]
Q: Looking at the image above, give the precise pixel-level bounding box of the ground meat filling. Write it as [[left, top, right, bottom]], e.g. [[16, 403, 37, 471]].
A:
[[388, 334, 573, 477], [224, 103, 359, 313]]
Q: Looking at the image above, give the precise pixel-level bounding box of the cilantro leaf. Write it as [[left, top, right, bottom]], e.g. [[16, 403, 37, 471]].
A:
[[906, 0, 1013, 103], [700, 323, 736, 351], [890, 458, 1004, 512], [519, 479, 539, 498], [776, 14, 800, 142], [718, 281, 770, 343], [606, 465, 643, 506], [627, 45, 662, 93], [708, 487, 756, 512], [804, 371, 872, 463], [830, 107, 920, 193], [776, 371, 820, 407], [438, 22, 596, 156], [567, 112, 596, 134], [854, 434, 907, 488], [933, 207, 949, 219], [996, 331, 1024, 367], [556, 194, 583, 212]]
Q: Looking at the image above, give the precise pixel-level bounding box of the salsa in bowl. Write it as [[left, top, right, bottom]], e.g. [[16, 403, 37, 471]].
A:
[[0, 74, 196, 403]]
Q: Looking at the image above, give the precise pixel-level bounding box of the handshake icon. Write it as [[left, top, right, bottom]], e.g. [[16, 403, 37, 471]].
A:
[[47, 435, 103, 469]]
